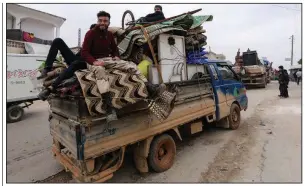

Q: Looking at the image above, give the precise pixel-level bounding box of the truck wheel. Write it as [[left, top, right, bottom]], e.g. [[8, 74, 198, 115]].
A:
[[228, 103, 241, 130], [7, 105, 24, 123], [148, 134, 176, 173]]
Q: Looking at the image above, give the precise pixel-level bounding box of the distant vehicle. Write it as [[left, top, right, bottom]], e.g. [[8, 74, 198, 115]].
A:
[[7, 53, 45, 123], [232, 48, 268, 88]]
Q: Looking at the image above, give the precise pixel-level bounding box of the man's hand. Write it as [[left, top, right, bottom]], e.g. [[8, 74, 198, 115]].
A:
[[93, 60, 104, 66], [112, 56, 120, 61]]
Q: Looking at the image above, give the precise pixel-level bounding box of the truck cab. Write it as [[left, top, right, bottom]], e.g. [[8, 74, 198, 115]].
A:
[[206, 60, 248, 121], [187, 59, 248, 124]]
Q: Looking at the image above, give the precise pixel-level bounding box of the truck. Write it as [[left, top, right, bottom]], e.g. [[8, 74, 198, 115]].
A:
[[232, 48, 267, 88], [48, 9, 248, 182], [49, 56, 248, 183], [7, 52, 45, 123], [261, 57, 273, 84]]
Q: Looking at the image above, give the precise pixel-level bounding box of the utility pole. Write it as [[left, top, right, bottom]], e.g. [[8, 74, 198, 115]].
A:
[[78, 28, 81, 47], [290, 35, 294, 66]]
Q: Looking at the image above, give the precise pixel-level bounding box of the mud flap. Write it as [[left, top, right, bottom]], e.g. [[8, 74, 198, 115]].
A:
[[133, 136, 154, 173], [216, 117, 229, 128]]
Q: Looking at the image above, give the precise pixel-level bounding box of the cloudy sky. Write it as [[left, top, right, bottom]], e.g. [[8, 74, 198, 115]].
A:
[[19, 3, 301, 70]]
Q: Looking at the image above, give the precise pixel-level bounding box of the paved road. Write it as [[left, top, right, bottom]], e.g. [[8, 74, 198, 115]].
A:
[[6, 81, 301, 183]]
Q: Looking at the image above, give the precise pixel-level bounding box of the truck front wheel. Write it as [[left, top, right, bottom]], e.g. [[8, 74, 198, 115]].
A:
[[228, 103, 241, 130], [7, 105, 24, 123], [148, 134, 176, 172]]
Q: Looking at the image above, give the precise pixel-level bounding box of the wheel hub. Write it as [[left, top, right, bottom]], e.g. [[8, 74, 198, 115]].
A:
[[232, 110, 238, 122], [9, 108, 22, 119], [158, 147, 165, 157]]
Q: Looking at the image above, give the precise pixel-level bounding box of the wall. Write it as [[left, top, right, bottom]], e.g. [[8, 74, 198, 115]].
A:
[[20, 18, 55, 40], [7, 13, 14, 29], [7, 4, 65, 40]]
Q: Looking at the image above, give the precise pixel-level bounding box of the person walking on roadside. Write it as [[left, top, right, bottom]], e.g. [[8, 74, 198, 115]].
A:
[[278, 66, 289, 98], [296, 69, 302, 85]]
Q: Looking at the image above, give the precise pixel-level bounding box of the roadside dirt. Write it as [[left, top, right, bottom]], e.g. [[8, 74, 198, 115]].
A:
[[199, 99, 277, 182]]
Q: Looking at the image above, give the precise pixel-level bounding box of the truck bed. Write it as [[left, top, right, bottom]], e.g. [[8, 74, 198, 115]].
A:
[[49, 79, 215, 160]]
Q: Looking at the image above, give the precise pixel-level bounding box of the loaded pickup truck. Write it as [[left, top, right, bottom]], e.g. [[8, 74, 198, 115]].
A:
[[49, 57, 248, 182]]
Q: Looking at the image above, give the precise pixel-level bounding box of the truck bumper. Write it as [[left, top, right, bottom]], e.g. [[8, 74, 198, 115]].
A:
[[52, 145, 125, 183], [241, 77, 265, 85]]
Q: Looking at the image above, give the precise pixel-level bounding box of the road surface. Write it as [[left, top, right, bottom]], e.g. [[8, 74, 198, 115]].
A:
[[6, 81, 301, 183]]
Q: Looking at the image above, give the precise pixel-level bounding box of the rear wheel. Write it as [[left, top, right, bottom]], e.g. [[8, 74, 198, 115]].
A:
[[148, 134, 176, 172], [228, 103, 241, 130], [7, 104, 24, 123]]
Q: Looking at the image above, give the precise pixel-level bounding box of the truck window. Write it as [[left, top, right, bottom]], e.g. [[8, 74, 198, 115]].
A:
[[209, 64, 218, 80], [217, 64, 236, 80]]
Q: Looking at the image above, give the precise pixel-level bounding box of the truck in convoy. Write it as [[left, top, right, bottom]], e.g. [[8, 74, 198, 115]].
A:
[[260, 57, 273, 84], [49, 35, 248, 182], [7, 42, 47, 123], [232, 48, 268, 88]]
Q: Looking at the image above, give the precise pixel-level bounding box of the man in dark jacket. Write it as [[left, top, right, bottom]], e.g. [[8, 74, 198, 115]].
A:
[[278, 66, 289, 98], [144, 5, 165, 23]]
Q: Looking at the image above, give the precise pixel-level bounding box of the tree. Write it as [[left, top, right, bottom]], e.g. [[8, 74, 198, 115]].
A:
[[298, 59, 302, 65]]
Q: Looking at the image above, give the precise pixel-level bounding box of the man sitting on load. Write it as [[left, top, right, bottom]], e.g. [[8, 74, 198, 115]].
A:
[[37, 23, 97, 100], [82, 11, 166, 121], [138, 5, 165, 23]]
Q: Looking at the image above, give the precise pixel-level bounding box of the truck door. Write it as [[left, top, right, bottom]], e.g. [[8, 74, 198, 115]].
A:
[[216, 63, 248, 114], [207, 64, 226, 121]]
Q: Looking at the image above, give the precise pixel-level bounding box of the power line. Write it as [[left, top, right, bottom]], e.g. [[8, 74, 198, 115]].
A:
[[271, 4, 301, 12]]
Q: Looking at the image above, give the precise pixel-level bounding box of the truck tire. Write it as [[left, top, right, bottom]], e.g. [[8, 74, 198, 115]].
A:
[[7, 105, 24, 123], [228, 103, 241, 130], [148, 134, 176, 173]]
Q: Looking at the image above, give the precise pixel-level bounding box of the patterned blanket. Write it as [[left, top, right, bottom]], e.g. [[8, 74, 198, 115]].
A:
[[75, 58, 149, 116]]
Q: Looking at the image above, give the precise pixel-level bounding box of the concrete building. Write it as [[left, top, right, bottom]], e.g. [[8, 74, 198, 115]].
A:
[[289, 64, 302, 81], [7, 4, 66, 40], [205, 46, 226, 60]]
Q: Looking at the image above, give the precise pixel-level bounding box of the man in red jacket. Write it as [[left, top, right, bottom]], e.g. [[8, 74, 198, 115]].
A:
[[38, 11, 120, 100], [81, 11, 120, 66]]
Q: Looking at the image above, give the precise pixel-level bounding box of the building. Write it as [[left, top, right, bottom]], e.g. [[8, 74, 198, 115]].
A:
[[205, 46, 226, 60], [7, 4, 66, 41], [289, 64, 302, 81]]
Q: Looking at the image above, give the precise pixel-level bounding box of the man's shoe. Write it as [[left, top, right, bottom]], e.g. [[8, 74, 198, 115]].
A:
[[37, 69, 50, 80], [37, 88, 51, 101], [157, 83, 167, 95], [149, 83, 167, 98]]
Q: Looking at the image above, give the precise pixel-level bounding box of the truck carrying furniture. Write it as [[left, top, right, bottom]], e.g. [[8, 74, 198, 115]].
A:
[[46, 9, 248, 182], [232, 48, 267, 88]]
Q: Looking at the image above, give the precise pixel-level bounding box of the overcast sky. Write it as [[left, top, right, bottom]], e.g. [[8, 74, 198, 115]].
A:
[[20, 3, 302, 70]]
